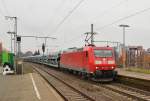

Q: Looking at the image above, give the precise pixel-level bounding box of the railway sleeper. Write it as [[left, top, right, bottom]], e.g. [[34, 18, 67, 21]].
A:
[[103, 85, 150, 101]]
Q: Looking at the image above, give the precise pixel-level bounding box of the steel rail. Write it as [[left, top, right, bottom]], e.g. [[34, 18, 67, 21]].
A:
[[32, 64, 95, 101]]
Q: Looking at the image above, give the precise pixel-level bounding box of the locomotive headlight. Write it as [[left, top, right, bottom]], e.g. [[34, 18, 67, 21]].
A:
[[95, 60, 102, 64], [108, 60, 115, 64]]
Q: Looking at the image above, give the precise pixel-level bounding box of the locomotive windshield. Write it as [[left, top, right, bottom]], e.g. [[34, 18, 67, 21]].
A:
[[94, 50, 112, 57]]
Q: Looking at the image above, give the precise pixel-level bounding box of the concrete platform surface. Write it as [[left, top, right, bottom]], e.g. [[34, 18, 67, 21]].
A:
[[117, 68, 150, 81], [0, 73, 64, 101]]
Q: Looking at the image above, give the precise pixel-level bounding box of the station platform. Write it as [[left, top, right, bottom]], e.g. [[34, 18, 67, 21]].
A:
[[116, 68, 150, 81], [0, 73, 64, 101]]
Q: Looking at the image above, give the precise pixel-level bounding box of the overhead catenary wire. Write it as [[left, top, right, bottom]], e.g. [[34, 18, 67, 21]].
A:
[[96, 7, 150, 30], [46, 0, 85, 48], [57, 0, 128, 46], [58, 0, 128, 45], [51, 0, 85, 35], [93, 0, 128, 23], [62, 5, 150, 48]]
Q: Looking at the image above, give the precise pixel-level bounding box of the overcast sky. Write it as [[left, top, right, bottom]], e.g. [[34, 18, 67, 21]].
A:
[[0, 0, 150, 53]]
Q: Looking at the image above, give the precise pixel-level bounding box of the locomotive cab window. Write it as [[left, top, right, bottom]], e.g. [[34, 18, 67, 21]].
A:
[[94, 50, 112, 57]]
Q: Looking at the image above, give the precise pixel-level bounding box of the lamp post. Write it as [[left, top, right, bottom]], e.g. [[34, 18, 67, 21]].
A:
[[119, 24, 130, 68], [5, 16, 17, 74], [5, 16, 17, 55]]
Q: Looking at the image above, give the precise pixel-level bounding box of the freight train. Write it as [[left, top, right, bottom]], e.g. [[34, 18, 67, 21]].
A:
[[24, 45, 117, 81]]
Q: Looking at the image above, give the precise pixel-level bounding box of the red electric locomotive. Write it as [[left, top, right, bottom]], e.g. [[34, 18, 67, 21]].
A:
[[60, 45, 117, 81]]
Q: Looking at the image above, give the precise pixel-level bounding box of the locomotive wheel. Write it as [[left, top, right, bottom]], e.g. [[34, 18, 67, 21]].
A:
[[78, 72, 82, 76], [68, 69, 73, 74], [81, 72, 88, 79], [113, 71, 118, 81], [73, 71, 78, 75]]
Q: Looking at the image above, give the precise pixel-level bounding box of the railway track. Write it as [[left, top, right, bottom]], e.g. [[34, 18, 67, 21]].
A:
[[32, 64, 95, 101], [99, 83, 150, 101], [30, 63, 150, 101], [30, 63, 134, 101]]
